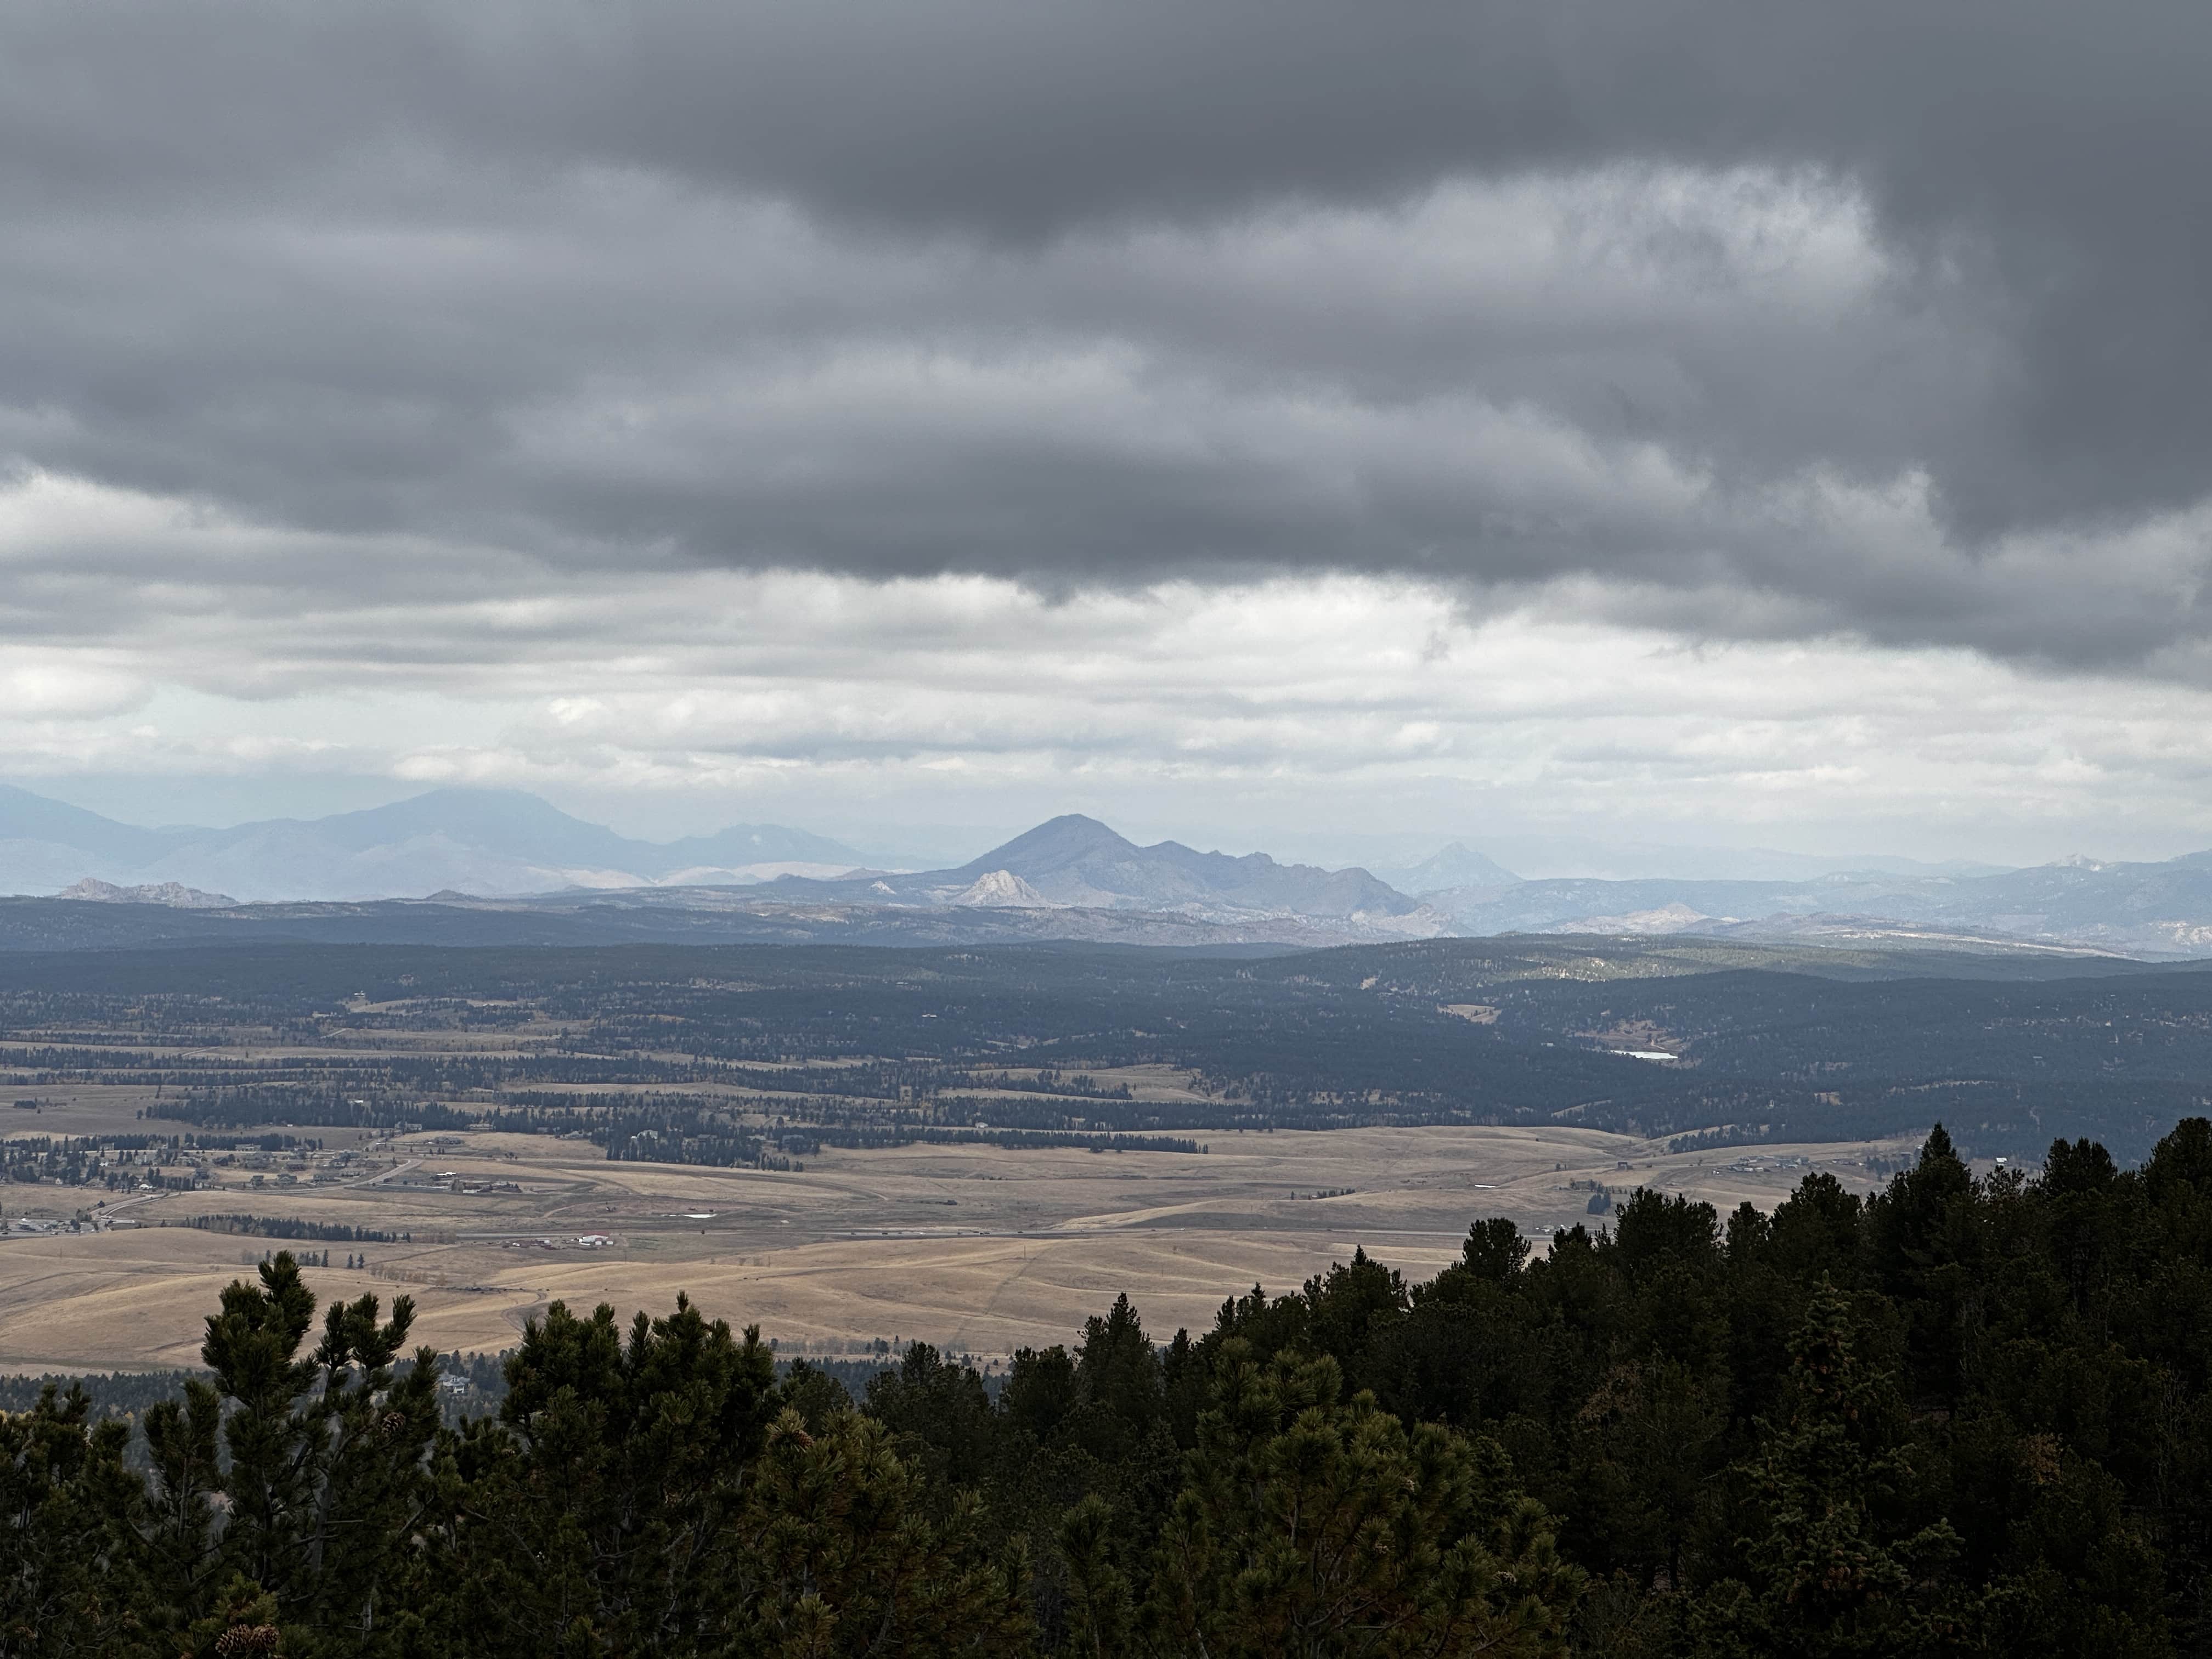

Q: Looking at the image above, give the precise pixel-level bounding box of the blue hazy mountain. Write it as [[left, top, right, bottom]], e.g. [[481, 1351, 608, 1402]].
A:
[[1376, 842, 1521, 895], [0, 785, 865, 901], [1421, 853, 2212, 956], [763, 813, 1434, 926], [0, 784, 189, 868], [20, 783, 2212, 957]]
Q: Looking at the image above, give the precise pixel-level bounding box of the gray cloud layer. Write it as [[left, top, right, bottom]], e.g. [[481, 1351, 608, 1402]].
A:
[[4, 1, 2210, 668]]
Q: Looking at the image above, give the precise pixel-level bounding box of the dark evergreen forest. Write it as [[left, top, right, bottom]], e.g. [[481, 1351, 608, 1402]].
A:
[[8, 938, 2212, 1159], [5, 1119, 2209, 1656]]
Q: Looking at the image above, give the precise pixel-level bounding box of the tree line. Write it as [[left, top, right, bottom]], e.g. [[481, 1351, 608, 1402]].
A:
[[5, 1119, 2211, 1655]]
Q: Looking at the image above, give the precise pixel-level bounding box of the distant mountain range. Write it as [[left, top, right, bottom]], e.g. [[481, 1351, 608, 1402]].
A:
[[0, 785, 866, 901], [16, 782, 2212, 958], [756, 814, 1436, 932], [1372, 842, 1521, 895], [0, 794, 1451, 948], [1409, 856, 2212, 957], [58, 877, 238, 909]]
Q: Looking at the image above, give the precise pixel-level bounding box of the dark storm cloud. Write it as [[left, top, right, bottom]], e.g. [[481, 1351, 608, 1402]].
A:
[[3, 1, 2211, 667]]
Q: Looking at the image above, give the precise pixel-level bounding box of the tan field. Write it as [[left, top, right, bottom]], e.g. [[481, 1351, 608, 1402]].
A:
[[0, 1114, 1925, 1373]]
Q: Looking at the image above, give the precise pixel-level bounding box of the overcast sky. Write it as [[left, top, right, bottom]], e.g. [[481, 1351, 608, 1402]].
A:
[[6, 1, 2212, 866]]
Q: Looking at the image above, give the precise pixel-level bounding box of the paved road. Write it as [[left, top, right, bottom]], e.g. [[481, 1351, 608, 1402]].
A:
[[93, 1187, 172, 1227], [346, 1158, 422, 1187]]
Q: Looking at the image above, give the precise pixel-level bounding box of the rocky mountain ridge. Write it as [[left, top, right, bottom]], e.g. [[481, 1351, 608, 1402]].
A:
[[755, 814, 1441, 934], [57, 877, 238, 909]]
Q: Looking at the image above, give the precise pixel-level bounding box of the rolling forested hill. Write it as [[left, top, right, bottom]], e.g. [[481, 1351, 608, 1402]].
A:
[[1, 936, 2206, 1159]]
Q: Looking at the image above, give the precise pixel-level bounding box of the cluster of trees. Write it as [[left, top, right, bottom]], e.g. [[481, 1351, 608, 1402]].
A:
[[163, 1216, 403, 1245], [153, 1088, 472, 1135], [1, 1138, 114, 1189], [7, 1119, 2212, 1655]]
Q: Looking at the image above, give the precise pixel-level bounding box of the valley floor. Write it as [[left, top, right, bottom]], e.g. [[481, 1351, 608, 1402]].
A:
[[0, 1121, 1922, 1370]]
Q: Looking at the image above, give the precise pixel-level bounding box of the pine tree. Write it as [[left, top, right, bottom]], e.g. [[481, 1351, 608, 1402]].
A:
[[0, 1384, 144, 1658], [1054, 1494, 1132, 1658], [426, 1294, 782, 1654], [1692, 1282, 1976, 1656], [426, 1299, 1031, 1657], [137, 1251, 443, 1656], [731, 1406, 1034, 1657], [1143, 1342, 1581, 1658]]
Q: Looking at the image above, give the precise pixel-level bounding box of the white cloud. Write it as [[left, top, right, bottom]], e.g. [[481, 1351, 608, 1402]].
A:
[[0, 651, 146, 718], [2, 464, 2211, 864]]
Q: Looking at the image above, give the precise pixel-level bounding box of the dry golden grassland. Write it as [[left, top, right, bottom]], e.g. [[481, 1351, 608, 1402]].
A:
[[1, 1097, 1921, 1372]]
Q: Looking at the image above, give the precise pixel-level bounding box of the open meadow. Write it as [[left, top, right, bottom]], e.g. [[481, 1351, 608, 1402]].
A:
[[1, 934, 2153, 1373], [0, 1102, 1923, 1370]]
